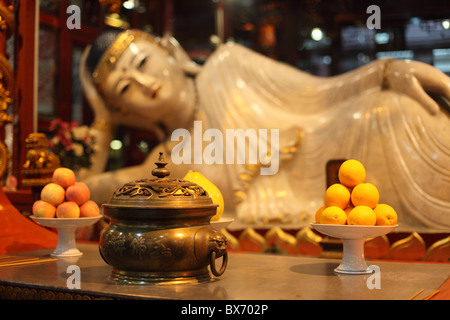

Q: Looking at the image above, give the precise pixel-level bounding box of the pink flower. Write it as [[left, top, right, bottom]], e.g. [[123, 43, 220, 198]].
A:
[[49, 118, 63, 131], [64, 142, 73, 151], [61, 121, 69, 130], [48, 118, 95, 170]]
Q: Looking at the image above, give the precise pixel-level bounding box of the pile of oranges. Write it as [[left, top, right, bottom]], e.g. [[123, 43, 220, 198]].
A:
[[315, 159, 398, 226], [32, 167, 100, 219]]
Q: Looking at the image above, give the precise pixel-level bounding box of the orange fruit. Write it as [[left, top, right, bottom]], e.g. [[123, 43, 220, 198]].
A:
[[374, 203, 398, 226], [338, 159, 366, 188], [351, 183, 379, 209], [319, 206, 347, 225], [347, 206, 376, 225], [344, 205, 354, 217], [324, 183, 351, 209], [315, 205, 326, 223]]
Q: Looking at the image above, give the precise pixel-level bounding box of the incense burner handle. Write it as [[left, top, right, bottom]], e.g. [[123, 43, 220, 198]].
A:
[[195, 227, 228, 277]]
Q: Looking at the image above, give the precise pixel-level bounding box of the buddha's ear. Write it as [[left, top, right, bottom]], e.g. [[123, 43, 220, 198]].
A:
[[80, 45, 98, 99], [79, 45, 110, 117], [160, 34, 202, 76]]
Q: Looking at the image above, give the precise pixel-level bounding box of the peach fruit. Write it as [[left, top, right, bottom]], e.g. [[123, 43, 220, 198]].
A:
[[66, 182, 90, 205], [41, 183, 65, 206], [53, 167, 76, 188], [32, 200, 56, 218], [56, 201, 80, 218], [80, 200, 100, 217]]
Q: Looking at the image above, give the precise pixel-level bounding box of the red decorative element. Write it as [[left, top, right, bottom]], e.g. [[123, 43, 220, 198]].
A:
[[0, 187, 57, 254]]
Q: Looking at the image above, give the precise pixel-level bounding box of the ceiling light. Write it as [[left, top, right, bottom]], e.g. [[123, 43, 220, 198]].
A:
[[123, 1, 135, 10], [311, 28, 323, 41], [110, 140, 123, 150]]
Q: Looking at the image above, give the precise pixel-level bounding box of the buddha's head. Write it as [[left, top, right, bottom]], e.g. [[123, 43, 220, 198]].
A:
[[85, 29, 196, 125]]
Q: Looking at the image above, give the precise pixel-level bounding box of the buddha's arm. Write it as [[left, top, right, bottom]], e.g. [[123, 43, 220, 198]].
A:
[[311, 58, 449, 115], [297, 58, 388, 110], [77, 119, 115, 181]]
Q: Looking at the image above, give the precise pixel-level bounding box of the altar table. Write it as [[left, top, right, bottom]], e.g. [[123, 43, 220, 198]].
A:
[[0, 244, 448, 301]]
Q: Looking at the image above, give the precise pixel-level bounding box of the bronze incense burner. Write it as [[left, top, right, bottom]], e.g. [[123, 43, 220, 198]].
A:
[[99, 153, 228, 284]]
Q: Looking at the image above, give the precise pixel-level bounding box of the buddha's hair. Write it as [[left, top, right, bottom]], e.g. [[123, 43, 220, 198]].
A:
[[86, 28, 122, 74]]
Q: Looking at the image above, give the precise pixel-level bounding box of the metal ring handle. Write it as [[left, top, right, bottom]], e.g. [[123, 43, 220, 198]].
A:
[[210, 250, 228, 277]]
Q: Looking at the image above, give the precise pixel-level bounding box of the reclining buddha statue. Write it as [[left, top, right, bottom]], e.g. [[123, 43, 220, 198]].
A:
[[79, 29, 450, 231]]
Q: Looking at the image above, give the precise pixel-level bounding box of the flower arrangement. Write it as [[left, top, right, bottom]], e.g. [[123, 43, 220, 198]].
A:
[[48, 119, 97, 172]]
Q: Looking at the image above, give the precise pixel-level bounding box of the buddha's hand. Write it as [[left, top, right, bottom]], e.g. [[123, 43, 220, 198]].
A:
[[385, 59, 450, 115]]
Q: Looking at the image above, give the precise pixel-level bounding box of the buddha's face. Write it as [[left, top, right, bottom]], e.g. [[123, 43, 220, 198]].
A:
[[102, 40, 189, 119]]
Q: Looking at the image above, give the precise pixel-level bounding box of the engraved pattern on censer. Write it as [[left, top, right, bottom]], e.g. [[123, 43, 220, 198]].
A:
[[114, 185, 153, 198], [113, 181, 208, 199], [102, 231, 126, 256], [131, 236, 147, 260], [112, 152, 210, 201], [101, 229, 173, 260]]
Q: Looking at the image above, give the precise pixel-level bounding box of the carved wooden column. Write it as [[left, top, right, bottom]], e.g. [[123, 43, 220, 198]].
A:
[[99, 0, 124, 14], [0, 0, 14, 180], [0, 0, 57, 254], [12, 0, 37, 189]]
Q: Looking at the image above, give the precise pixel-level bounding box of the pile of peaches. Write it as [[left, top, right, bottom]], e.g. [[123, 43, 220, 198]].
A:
[[32, 167, 100, 219]]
